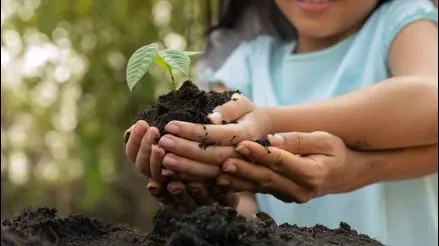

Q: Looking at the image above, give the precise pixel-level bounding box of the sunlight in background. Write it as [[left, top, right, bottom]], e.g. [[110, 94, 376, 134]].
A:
[[1, 0, 189, 186], [1, 0, 87, 186], [1, 0, 205, 228]]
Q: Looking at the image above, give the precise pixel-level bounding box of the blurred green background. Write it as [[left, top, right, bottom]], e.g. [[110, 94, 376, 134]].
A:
[[1, 0, 216, 231]]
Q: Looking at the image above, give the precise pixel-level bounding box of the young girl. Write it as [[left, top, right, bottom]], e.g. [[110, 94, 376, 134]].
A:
[[125, 0, 438, 245]]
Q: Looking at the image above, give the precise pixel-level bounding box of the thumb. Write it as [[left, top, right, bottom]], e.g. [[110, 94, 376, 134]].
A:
[[267, 131, 335, 155], [208, 93, 254, 125]]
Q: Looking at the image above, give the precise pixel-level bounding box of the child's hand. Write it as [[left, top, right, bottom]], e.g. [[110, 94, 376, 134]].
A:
[[162, 94, 273, 146], [215, 131, 360, 203]]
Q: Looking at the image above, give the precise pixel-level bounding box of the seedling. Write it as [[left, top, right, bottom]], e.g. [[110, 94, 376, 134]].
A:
[[125, 42, 202, 91]]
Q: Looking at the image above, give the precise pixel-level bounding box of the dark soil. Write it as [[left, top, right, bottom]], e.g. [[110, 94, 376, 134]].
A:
[[136, 80, 238, 138], [2, 206, 383, 246]]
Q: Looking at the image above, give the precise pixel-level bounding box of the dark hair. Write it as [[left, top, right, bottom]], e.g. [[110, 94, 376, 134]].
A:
[[207, 0, 393, 41]]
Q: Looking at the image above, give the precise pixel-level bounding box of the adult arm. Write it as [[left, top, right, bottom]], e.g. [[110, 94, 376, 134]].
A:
[[216, 132, 438, 203]]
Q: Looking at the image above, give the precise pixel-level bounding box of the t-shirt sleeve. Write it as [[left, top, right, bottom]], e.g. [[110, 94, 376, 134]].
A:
[[381, 0, 438, 62], [198, 42, 252, 96]]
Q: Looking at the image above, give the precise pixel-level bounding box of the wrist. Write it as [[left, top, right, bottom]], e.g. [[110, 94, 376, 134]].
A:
[[341, 150, 378, 193], [259, 107, 276, 135]]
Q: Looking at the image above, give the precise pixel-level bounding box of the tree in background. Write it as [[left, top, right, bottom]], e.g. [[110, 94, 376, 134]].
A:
[[1, 0, 216, 231]]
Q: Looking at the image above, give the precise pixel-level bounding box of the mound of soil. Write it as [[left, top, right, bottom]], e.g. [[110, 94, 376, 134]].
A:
[[136, 80, 238, 137], [1, 206, 383, 246]]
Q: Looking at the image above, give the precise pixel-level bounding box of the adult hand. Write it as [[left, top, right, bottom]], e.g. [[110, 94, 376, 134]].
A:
[[147, 145, 239, 214], [124, 121, 239, 214], [216, 131, 360, 203], [124, 94, 262, 182], [125, 120, 161, 180]]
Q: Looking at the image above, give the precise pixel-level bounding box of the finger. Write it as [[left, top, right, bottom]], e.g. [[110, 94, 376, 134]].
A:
[[162, 153, 221, 179], [147, 180, 174, 205], [125, 121, 149, 163], [159, 134, 239, 165], [220, 158, 312, 203], [134, 127, 160, 178], [150, 145, 167, 182], [167, 181, 198, 213], [235, 141, 315, 180], [207, 93, 254, 125], [211, 185, 239, 208], [216, 174, 258, 193], [267, 131, 337, 155], [186, 182, 215, 206], [164, 120, 252, 146], [123, 124, 136, 143], [161, 168, 208, 182]]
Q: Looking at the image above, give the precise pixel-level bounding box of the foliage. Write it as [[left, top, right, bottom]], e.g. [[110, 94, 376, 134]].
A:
[[1, 0, 216, 231], [126, 42, 202, 91]]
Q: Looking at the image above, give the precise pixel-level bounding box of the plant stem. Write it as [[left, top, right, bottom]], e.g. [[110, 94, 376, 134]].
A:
[[170, 71, 176, 91]]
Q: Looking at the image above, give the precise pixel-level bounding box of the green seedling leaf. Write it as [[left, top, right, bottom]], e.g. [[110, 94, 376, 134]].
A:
[[126, 43, 160, 91], [183, 51, 203, 56], [158, 49, 191, 75]]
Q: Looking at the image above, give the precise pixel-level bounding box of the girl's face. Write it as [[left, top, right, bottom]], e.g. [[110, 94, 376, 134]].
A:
[[275, 0, 380, 40]]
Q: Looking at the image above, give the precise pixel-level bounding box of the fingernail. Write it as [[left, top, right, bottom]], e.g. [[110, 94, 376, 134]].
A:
[[235, 144, 250, 155], [159, 136, 175, 149], [150, 127, 160, 138], [147, 186, 160, 196], [208, 112, 223, 125], [165, 123, 179, 134], [216, 178, 230, 186], [152, 145, 163, 159], [163, 156, 177, 168], [171, 189, 182, 196], [135, 120, 146, 134], [161, 169, 174, 176], [267, 134, 284, 146], [222, 163, 236, 173]]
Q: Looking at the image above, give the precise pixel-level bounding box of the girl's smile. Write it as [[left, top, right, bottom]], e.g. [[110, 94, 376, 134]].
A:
[[275, 0, 380, 52], [296, 0, 338, 14]]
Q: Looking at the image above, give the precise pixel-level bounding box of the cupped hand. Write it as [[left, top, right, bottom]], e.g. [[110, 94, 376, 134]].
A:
[[147, 145, 239, 213], [215, 131, 360, 203], [125, 120, 161, 180], [162, 94, 274, 146]]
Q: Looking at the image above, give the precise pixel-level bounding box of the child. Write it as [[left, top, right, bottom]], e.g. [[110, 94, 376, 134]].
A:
[[125, 0, 438, 245]]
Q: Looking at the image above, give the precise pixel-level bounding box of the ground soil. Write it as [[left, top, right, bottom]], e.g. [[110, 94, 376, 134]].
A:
[[136, 81, 238, 137], [1, 206, 383, 246]]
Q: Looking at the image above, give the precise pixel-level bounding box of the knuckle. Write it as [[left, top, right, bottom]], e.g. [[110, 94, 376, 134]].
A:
[[287, 132, 304, 151], [259, 170, 274, 189], [306, 175, 323, 190], [312, 131, 335, 149], [272, 151, 285, 172], [214, 148, 230, 165], [237, 125, 253, 141], [294, 191, 314, 204]]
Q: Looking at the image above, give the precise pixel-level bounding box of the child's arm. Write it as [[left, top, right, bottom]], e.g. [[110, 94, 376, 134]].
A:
[[268, 21, 438, 150]]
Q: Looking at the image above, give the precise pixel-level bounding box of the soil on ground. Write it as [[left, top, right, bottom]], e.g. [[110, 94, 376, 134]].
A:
[[1, 206, 384, 246]]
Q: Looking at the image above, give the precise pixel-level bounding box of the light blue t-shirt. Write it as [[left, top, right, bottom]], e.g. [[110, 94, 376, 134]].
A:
[[202, 0, 438, 245]]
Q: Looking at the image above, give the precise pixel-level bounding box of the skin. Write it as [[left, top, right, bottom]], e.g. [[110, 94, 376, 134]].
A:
[[274, 0, 380, 53], [125, 0, 438, 215]]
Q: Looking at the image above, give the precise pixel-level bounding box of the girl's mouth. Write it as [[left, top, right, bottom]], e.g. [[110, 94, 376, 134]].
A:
[[296, 0, 337, 13]]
